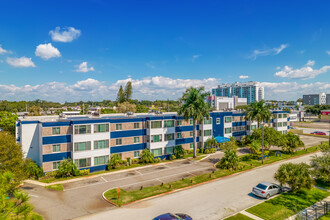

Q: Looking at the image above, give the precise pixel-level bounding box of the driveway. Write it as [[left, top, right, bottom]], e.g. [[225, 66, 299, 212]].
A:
[[77, 152, 321, 220]]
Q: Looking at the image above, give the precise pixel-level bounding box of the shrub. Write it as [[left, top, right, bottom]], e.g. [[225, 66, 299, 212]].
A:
[[131, 158, 139, 164], [155, 158, 161, 163], [174, 145, 185, 159], [204, 149, 210, 154], [78, 169, 90, 176], [44, 171, 57, 178], [170, 155, 176, 160], [217, 149, 239, 170], [56, 158, 77, 178], [108, 154, 122, 169], [140, 149, 155, 163], [209, 148, 217, 153], [24, 159, 43, 180]]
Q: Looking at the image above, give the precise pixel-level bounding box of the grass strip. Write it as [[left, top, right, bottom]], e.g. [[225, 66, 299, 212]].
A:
[[224, 213, 254, 220], [104, 145, 321, 206], [45, 184, 64, 191], [315, 180, 330, 190], [246, 188, 330, 220]]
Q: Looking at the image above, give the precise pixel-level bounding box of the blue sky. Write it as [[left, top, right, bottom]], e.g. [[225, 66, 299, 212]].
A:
[[0, 0, 329, 102]]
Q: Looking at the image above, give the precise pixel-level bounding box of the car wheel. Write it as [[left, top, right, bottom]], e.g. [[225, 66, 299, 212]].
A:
[[266, 194, 270, 199]]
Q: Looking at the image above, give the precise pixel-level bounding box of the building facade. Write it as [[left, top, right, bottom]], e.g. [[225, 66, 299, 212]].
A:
[[16, 111, 289, 173], [211, 81, 264, 104], [209, 96, 247, 110], [303, 93, 330, 105]]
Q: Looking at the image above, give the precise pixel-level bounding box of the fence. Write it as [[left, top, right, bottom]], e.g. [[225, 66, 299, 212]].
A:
[[295, 200, 330, 220]]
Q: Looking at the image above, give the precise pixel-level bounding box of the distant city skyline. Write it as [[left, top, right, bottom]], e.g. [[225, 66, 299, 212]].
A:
[[0, 0, 329, 102]]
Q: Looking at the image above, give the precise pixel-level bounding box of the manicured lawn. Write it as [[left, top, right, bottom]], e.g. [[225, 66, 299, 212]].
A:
[[246, 188, 330, 220], [45, 184, 64, 191], [224, 213, 253, 220], [319, 212, 330, 220]]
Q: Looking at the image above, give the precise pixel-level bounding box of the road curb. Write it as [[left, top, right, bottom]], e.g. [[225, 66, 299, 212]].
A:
[[102, 149, 321, 207]]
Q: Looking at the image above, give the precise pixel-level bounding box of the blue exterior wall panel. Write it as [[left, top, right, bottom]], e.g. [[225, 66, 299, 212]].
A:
[[42, 135, 71, 145], [43, 152, 72, 162], [111, 129, 146, 138], [110, 143, 146, 153]]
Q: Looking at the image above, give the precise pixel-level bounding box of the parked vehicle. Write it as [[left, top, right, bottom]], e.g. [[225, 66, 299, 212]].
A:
[[310, 131, 326, 135], [153, 213, 193, 220], [252, 182, 281, 199]]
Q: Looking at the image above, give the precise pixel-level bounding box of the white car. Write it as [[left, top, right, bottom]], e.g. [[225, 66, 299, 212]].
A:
[[252, 182, 282, 199]]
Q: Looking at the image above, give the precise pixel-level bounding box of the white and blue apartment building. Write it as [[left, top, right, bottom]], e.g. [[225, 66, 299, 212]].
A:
[[16, 110, 289, 173]]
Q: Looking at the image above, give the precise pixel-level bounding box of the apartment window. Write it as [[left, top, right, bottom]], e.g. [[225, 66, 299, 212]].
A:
[[165, 146, 174, 155], [225, 117, 232, 123], [190, 131, 193, 137], [74, 141, 91, 152], [151, 148, 162, 156], [164, 120, 174, 128], [278, 122, 283, 127], [74, 158, 91, 168], [116, 124, 122, 130], [176, 132, 182, 139], [94, 124, 109, 133], [283, 122, 287, 126], [189, 119, 193, 125], [225, 128, 232, 134], [94, 155, 109, 166], [116, 139, 122, 145], [151, 135, 162, 143], [283, 130, 288, 134], [198, 130, 202, 136], [278, 114, 282, 118], [52, 144, 61, 152], [52, 127, 60, 135], [134, 151, 140, 158], [94, 140, 109, 149], [134, 137, 140, 143], [151, 121, 162, 129], [74, 125, 91, 135], [134, 123, 140, 129], [165, 133, 174, 141], [190, 143, 194, 149], [216, 118, 220, 124], [204, 130, 212, 136], [176, 120, 182, 126], [251, 125, 257, 130], [53, 161, 60, 170], [283, 114, 287, 118], [204, 118, 212, 124]]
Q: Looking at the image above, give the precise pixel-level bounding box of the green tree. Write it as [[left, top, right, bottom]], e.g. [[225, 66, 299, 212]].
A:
[[117, 101, 136, 113], [24, 159, 43, 180], [249, 126, 284, 148], [140, 149, 155, 163], [0, 111, 18, 135], [282, 132, 304, 153], [28, 105, 42, 116], [56, 158, 77, 177], [274, 163, 313, 192], [205, 137, 218, 149], [245, 100, 271, 164], [124, 81, 132, 102], [178, 87, 210, 158], [136, 104, 149, 113], [310, 143, 330, 184], [108, 153, 121, 169], [0, 132, 26, 184], [248, 140, 269, 158], [117, 85, 126, 103], [217, 149, 239, 170], [219, 139, 237, 152], [174, 145, 185, 159]]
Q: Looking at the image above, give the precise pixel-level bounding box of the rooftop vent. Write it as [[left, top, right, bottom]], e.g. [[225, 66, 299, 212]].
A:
[[92, 111, 100, 117], [126, 112, 134, 116], [59, 113, 66, 119]]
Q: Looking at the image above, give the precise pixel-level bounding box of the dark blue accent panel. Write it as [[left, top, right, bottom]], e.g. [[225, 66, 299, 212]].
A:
[[42, 121, 71, 127], [272, 110, 290, 114], [176, 137, 193, 145], [196, 136, 200, 142], [71, 119, 111, 125], [16, 121, 20, 126], [111, 143, 146, 153], [232, 131, 246, 137], [81, 165, 107, 173], [16, 137, 20, 142], [21, 121, 40, 124], [111, 129, 146, 138], [43, 152, 71, 162], [232, 121, 246, 127], [175, 126, 193, 132], [42, 135, 71, 145]]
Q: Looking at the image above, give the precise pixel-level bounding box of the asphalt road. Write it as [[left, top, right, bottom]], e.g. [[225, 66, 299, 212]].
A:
[[295, 127, 330, 136], [22, 136, 324, 220], [77, 152, 322, 220]]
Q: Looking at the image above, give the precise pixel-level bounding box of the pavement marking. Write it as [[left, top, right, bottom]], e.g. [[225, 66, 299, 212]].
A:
[[135, 170, 143, 175], [101, 176, 107, 182], [162, 164, 170, 168], [64, 181, 107, 192], [29, 194, 39, 198]]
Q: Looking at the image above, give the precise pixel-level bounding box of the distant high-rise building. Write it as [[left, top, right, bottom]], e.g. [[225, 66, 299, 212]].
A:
[[302, 93, 329, 105], [211, 81, 264, 104]]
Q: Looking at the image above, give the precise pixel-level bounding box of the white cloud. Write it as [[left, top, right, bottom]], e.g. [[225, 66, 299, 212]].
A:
[[276, 66, 281, 70], [35, 43, 61, 60], [239, 75, 249, 79], [261, 81, 330, 100], [326, 51, 330, 56], [0, 77, 220, 101], [274, 61, 330, 79], [75, 62, 95, 72], [49, 27, 81, 42], [0, 45, 8, 54], [192, 54, 201, 62], [6, 57, 36, 68], [249, 44, 288, 60]]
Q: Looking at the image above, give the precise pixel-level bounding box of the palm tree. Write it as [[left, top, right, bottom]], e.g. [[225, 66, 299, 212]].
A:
[[178, 87, 210, 158], [245, 100, 271, 164], [205, 137, 218, 149]]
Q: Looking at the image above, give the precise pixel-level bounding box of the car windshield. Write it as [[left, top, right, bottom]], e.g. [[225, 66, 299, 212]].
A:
[[256, 183, 268, 190]]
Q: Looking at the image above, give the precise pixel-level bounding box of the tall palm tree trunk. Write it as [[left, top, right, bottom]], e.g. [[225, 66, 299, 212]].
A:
[[261, 122, 264, 164], [193, 120, 197, 158]]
